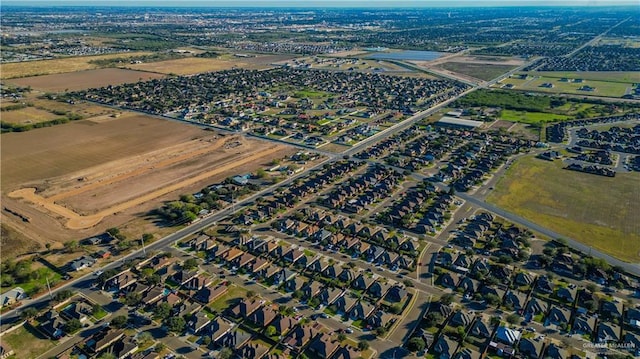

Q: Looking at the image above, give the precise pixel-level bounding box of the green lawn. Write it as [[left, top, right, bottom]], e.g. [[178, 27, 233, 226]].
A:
[[529, 71, 640, 84], [209, 285, 248, 313], [499, 110, 572, 125], [487, 155, 640, 262], [0, 267, 62, 296], [521, 76, 631, 98], [293, 89, 329, 98]]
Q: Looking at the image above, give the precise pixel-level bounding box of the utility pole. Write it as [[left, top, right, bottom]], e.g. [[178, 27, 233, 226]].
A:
[[45, 277, 53, 300], [141, 236, 147, 256]]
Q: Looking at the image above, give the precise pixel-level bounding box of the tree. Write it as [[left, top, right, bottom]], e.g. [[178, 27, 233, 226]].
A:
[[112, 315, 128, 328], [337, 333, 347, 342], [357, 340, 370, 351], [440, 294, 454, 305], [403, 279, 415, 287], [586, 283, 597, 293], [125, 292, 142, 307], [506, 314, 520, 325], [424, 312, 443, 327], [20, 307, 39, 320], [256, 169, 267, 179], [182, 258, 198, 271], [407, 337, 426, 352], [64, 318, 82, 334], [165, 316, 186, 333], [45, 243, 52, 252], [375, 326, 388, 337], [389, 304, 403, 315], [63, 240, 79, 253], [266, 325, 277, 337], [137, 331, 153, 344], [142, 233, 154, 242], [202, 335, 212, 346], [54, 289, 74, 302], [154, 343, 166, 353], [106, 227, 120, 237], [246, 290, 256, 299], [218, 347, 233, 359], [154, 303, 172, 320]]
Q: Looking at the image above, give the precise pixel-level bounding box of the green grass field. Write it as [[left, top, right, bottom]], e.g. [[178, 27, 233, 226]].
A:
[[487, 155, 640, 263], [528, 71, 640, 83], [499, 109, 572, 124]]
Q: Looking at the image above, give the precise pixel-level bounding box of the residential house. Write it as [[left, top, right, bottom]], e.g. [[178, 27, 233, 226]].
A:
[[457, 277, 479, 295], [367, 280, 391, 299], [103, 270, 137, 291], [544, 343, 569, 359], [469, 316, 493, 338], [103, 337, 138, 359], [188, 311, 211, 334], [449, 310, 473, 328], [319, 287, 344, 306], [230, 298, 263, 319], [433, 336, 458, 359], [141, 286, 165, 305], [453, 348, 481, 359], [0, 287, 24, 308], [173, 270, 198, 286], [184, 274, 212, 291], [284, 323, 320, 350], [546, 306, 571, 327], [524, 297, 548, 317], [514, 272, 535, 287], [600, 299, 623, 319], [385, 286, 408, 303], [349, 300, 376, 321], [218, 329, 252, 350], [285, 276, 307, 293], [248, 305, 278, 328], [555, 286, 577, 304], [504, 291, 528, 312], [572, 315, 596, 336], [271, 314, 297, 336], [40, 311, 66, 339], [333, 295, 358, 315], [438, 272, 460, 290], [61, 301, 93, 322], [70, 256, 97, 271], [87, 328, 125, 353], [351, 274, 375, 291], [368, 310, 394, 329], [210, 317, 235, 343], [596, 322, 620, 343], [332, 346, 361, 359], [519, 338, 544, 359], [307, 333, 340, 359]]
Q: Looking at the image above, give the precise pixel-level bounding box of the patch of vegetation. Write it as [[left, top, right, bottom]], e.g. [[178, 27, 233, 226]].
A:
[[439, 62, 516, 81], [487, 155, 640, 262], [0, 258, 62, 296]]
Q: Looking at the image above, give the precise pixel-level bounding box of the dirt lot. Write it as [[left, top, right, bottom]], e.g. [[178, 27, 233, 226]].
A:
[[7, 68, 166, 92], [124, 54, 297, 75], [0, 107, 60, 124], [1, 113, 292, 257], [0, 51, 152, 79]]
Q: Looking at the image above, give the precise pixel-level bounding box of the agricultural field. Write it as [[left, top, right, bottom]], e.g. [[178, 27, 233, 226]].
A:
[[1, 107, 61, 125], [437, 62, 517, 81], [487, 155, 640, 263], [277, 56, 409, 73], [1, 112, 292, 257], [125, 54, 296, 75], [7, 68, 166, 92], [0, 51, 152, 79]]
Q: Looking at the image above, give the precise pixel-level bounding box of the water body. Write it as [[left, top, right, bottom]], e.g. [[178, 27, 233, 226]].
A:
[[366, 50, 445, 61]]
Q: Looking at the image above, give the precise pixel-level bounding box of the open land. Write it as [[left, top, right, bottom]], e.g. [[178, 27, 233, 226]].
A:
[[487, 155, 640, 262], [125, 54, 297, 75], [437, 62, 518, 81], [7, 68, 166, 92], [1, 113, 292, 257], [0, 51, 152, 79], [0, 106, 61, 124]]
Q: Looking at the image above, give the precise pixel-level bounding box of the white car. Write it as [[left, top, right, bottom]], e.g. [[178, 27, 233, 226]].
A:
[[94, 270, 103, 276], [345, 328, 354, 334]]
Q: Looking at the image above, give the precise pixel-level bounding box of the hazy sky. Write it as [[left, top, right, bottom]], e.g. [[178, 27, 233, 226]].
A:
[[3, 0, 639, 6]]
